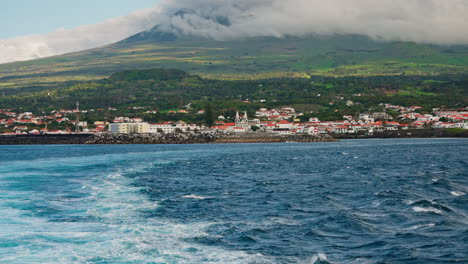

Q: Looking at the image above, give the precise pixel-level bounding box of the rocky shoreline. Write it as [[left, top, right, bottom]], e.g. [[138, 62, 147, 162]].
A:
[[2, 129, 466, 145], [212, 133, 336, 143], [0, 133, 337, 145], [332, 128, 468, 139]]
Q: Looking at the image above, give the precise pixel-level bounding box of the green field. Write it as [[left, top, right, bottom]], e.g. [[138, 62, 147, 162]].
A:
[[1, 34, 468, 96]]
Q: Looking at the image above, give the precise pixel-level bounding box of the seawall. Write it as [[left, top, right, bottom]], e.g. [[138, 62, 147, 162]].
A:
[[0, 133, 336, 145], [0, 134, 94, 145], [213, 133, 336, 143]]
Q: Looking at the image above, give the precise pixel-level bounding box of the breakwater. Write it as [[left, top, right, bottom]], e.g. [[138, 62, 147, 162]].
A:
[[332, 128, 468, 139], [0, 134, 94, 145], [213, 133, 336, 143], [87, 133, 219, 144], [0, 133, 336, 145]]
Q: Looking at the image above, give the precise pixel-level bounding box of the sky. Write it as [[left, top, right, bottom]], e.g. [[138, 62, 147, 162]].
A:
[[1, 0, 468, 64], [0, 0, 160, 38]]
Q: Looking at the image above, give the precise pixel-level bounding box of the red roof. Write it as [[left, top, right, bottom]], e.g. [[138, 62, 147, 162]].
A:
[[278, 120, 292, 124], [224, 123, 236, 126]]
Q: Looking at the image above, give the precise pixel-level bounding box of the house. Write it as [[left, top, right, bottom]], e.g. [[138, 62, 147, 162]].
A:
[[13, 126, 28, 131], [277, 120, 294, 129], [272, 128, 292, 134], [332, 126, 349, 134], [264, 123, 277, 132]]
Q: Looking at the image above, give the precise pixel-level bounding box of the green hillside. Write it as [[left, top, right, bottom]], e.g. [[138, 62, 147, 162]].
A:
[[1, 69, 466, 124], [1, 33, 468, 96]]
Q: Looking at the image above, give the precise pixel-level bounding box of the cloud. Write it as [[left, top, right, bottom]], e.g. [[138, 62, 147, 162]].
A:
[[0, 6, 164, 64], [1, 0, 468, 64], [159, 0, 468, 44]]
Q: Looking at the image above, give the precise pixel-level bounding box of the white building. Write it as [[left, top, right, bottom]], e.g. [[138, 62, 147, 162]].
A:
[[109, 123, 149, 134], [235, 111, 250, 130], [149, 123, 176, 133]]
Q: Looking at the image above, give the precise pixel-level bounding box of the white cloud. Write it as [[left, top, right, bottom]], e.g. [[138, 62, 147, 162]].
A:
[[159, 0, 468, 44], [1, 0, 468, 64], [0, 6, 163, 64]]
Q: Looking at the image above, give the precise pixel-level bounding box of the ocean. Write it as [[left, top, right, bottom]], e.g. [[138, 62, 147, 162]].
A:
[[0, 139, 467, 263]]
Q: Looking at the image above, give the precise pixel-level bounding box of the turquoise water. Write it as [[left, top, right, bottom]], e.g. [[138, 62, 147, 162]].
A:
[[0, 139, 467, 263]]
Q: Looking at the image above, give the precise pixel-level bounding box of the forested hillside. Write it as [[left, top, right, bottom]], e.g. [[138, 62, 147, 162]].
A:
[[1, 69, 466, 122]]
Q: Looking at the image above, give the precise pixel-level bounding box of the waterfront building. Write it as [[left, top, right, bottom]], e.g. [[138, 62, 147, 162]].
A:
[[109, 123, 149, 134], [149, 123, 176, 133]]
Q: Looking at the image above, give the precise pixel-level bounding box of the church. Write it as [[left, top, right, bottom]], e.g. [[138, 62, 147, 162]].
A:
[[235, 111, 250, 130]]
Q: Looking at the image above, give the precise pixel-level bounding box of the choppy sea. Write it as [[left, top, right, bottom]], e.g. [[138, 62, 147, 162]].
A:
[[0, 139, 467, 264]]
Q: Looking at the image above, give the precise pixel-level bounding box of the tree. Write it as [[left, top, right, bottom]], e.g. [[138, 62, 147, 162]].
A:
[[204, 103, 215, 127]]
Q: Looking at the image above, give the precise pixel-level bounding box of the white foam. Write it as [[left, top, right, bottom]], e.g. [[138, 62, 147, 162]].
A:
[[0, 153, 276, 264], [405, 223, 436, 230], [182, 194, 210, 200], [450, 191, 466, 197], [412, 206, 443, 215], [310, 253, 329, 263]]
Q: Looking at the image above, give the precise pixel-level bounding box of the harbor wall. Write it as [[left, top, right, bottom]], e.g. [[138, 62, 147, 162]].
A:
[[0, 133, 336, 145]]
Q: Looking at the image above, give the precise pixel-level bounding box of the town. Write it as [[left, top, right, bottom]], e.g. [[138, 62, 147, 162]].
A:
[[1, 104, 467, 136]]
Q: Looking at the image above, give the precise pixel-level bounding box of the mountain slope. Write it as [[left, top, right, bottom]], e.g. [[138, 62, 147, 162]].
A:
[[1, 25, 468, 96], [2, 69, 466, 117]]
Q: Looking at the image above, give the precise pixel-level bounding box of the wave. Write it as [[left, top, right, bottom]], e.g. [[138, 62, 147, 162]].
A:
[[309, 253, 331, 264], [405, 223, 436, 230], [412, 206, 443, 215], [0, 155, 276, 263], [450, 191, 466, 197], [1, 139, 467, 263], [182, 194, 211, 200]]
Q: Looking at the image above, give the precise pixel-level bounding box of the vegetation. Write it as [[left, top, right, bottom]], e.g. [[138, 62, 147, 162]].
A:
[[204, 103, 215, 127], [1, 69, 466, 124], [1, 34, 468, 95]]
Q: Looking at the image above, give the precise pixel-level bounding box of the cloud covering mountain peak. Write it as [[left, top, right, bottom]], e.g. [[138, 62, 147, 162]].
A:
[[1, 0, 468, 64], [159, 0, 468, 42]]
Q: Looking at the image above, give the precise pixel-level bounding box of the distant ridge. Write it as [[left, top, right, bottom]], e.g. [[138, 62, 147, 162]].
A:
[[120, 25, 179, 44]]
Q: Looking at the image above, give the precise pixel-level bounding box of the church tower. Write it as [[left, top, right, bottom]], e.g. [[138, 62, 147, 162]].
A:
[[235, 110, 250, 129]]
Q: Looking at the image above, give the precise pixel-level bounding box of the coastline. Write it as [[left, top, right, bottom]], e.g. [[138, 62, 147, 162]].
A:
[[0, 129, 466, 145], [0, 133, 336, 145], [332, 128, 468, 139]]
